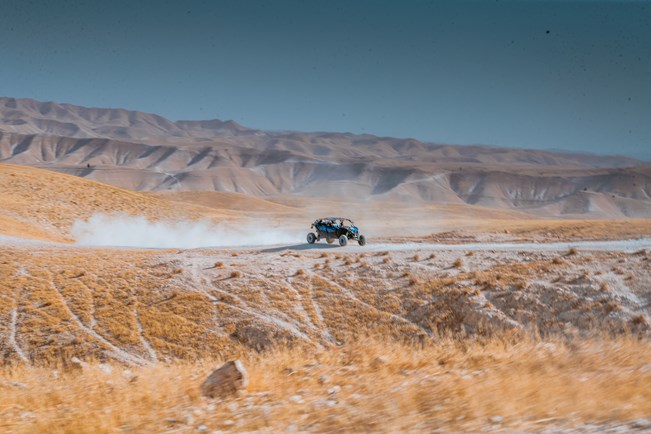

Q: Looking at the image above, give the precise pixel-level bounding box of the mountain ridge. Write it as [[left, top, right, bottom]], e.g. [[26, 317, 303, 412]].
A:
[[1, 96, 650, 218]]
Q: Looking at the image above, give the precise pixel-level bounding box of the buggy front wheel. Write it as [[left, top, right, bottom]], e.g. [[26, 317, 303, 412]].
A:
[[358, 235, 366, 246]]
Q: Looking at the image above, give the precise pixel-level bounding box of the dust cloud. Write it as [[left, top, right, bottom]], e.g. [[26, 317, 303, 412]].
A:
[[71, 213, 298, 248]]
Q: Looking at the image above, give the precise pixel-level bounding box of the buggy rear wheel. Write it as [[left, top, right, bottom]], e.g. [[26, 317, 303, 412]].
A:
[[307, 232, 317, 244], [338, 235, 348, 247]]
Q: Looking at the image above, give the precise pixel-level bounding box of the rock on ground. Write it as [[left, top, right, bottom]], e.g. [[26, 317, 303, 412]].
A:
[[200, 360, 248, 398]]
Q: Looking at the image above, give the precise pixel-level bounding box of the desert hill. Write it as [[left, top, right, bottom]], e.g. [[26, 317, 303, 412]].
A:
[[0, 163, 237, 242], [1, 97, 650, 218]]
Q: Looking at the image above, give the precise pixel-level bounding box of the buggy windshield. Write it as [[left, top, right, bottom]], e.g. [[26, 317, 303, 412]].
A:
[[315, 217, 355, 228]]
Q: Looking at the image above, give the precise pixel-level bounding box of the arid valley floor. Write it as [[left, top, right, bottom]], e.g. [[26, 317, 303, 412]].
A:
[[1, 162, 651, 433]]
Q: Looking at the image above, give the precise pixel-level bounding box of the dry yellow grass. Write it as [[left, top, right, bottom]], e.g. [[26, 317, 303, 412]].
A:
[[483, 218, 651, 240], [3, 243, 649, 366], [0, 164, 214, 241], [1, 336, 650, 433]]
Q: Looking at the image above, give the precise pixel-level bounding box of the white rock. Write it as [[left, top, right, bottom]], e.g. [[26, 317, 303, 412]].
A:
[[639, 364, 651, 373], [327, 385, 341, 395], [540, 343, 557, 353], [490, 416, 504, 424], [289, 395, 303, 403], [631, 419, 651, 428], [70, 357, 89, 369], [19, 411, 36, 420], [1, 381, 28, 389]]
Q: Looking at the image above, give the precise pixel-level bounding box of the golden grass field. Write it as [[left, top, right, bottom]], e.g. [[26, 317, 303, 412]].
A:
[[2, 337, 651, 433]]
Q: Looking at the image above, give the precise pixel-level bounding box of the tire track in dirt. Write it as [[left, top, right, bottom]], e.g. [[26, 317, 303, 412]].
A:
[[134, 308, 158, 363], [8, 309, 28, 363], [24, 273, 149, 366], [178, 253, 313, 341], [312, 273, 424, 333]]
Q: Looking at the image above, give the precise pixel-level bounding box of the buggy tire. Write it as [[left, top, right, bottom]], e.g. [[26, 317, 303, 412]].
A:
[[358, 235, 366, 246], [307, 232, 317, 244], [327, 238, 335, 244], [338, 235, 348, 247]]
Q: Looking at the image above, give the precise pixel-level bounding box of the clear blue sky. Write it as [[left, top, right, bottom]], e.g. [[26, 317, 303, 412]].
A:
[[0, 0, 649, 158]]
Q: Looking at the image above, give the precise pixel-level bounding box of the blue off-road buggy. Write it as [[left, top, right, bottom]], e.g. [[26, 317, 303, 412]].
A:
[[307, 217, 367, 247]]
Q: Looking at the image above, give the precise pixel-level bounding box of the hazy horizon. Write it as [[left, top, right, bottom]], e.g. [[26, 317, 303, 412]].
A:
[[0, 0, 649, 159]]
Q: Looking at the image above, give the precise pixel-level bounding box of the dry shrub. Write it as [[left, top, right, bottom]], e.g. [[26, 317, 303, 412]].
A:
[[231, 252, 239, 257], [401, 271, 411, 278], [465, 251, 474, 257], [295, 269, 306, 276], [631, 314, 648, 326], [230, 270, 242, 279], [214, 261, 224, 268], [604, 300, 621, 314], [408, 276, 419, 286], [344, 258, 353, 266], [612, 266, 625, 275], [382, 257, 391, 264], [452, 258, 464, 268], [599, 281, 610, 292], [172, 268, 183, 274], [428, 253, 436, 260], [516, 281, 528, 290], [552, 257, 565, 265], [566, 247, 578, 256], [320, 252, 329, 258], [412, 254, 420, 262]]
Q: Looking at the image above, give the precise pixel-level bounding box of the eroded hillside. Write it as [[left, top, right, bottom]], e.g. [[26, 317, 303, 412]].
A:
[[2, 243, 649, 366], [1, 97, 650, 218]]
